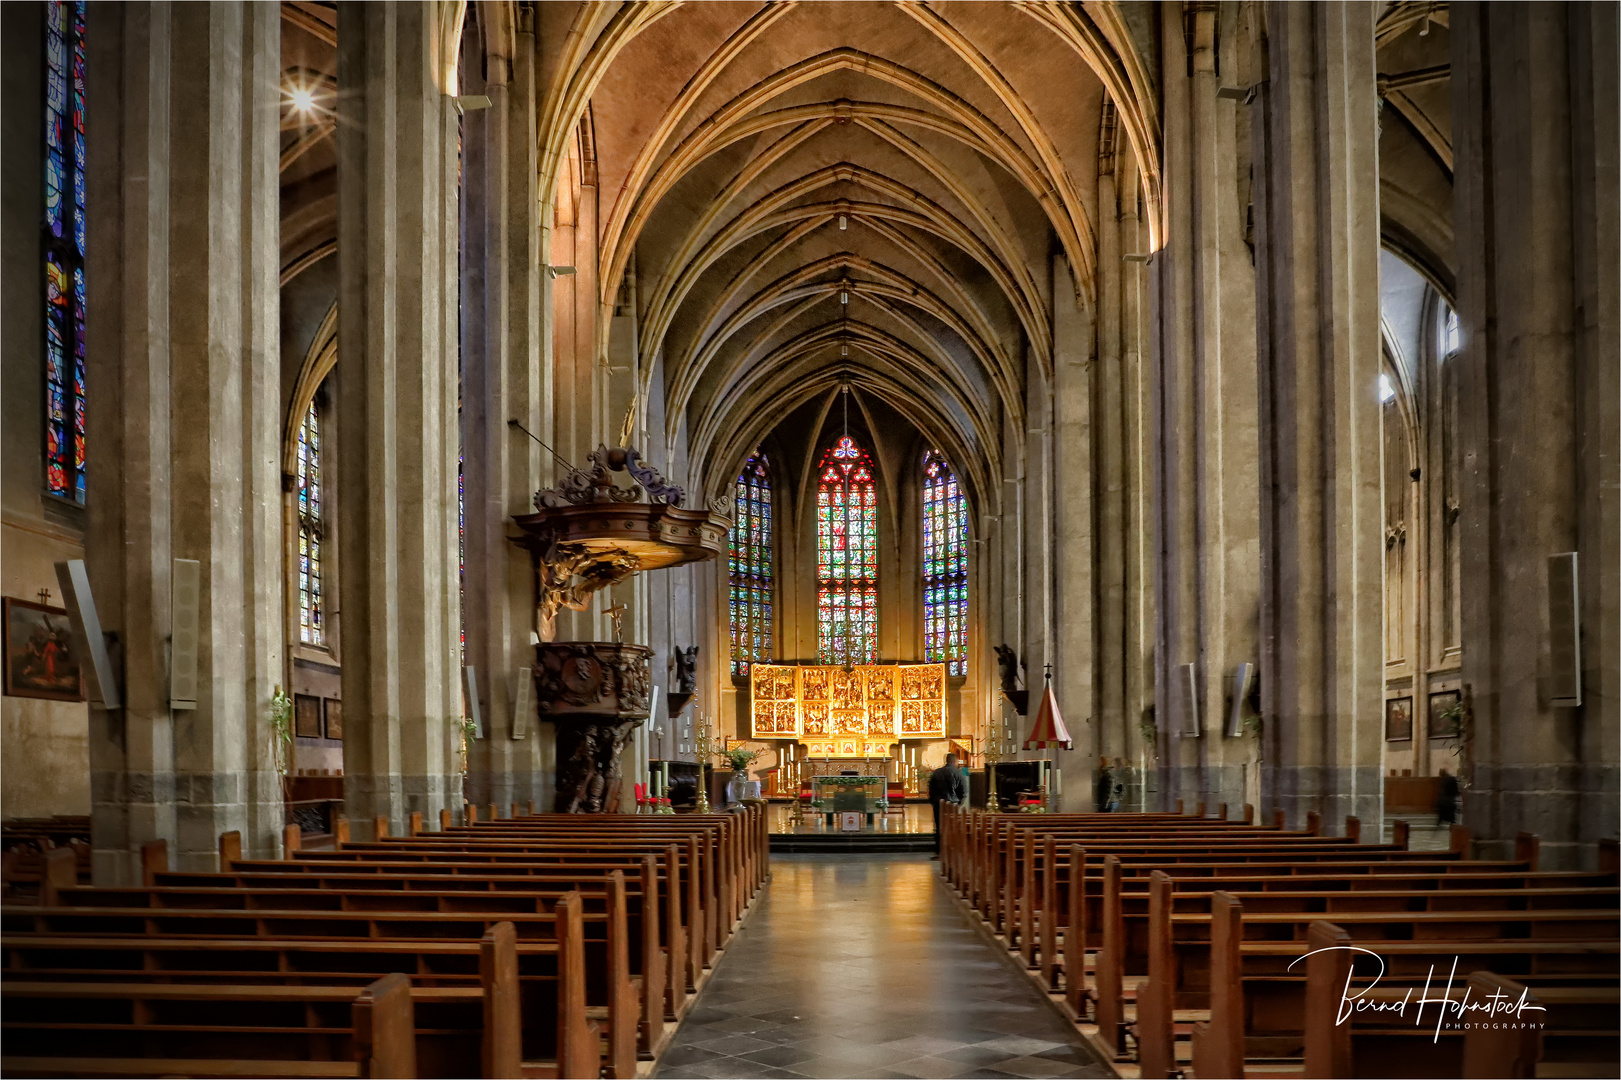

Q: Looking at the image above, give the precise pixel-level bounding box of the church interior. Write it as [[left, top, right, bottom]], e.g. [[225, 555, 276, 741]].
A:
[[0, 2, 1616, 1078]]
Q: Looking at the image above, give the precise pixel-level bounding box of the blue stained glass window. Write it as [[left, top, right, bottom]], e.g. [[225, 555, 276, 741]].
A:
[[922, 450, 968, 676], [816, 436, 878, 665], [728, 452, 773, 677], [43, 0, 87, 503], [296, 400, 324, 646]]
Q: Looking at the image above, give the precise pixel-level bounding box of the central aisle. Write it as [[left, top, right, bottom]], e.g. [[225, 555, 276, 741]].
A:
[[655, 854, 1111, 1080]]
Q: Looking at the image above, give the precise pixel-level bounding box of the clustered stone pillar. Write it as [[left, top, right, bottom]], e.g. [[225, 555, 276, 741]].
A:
[[335, 0, 464, 837], [84, 1, 284, 879], [1150, 3, 1262, 817], [461, 6, 552, 813], [1252, 1, 1385, 830], [1451, 2, 1619, 867]]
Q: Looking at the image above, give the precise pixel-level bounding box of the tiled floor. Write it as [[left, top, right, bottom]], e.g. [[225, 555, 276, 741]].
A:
[[654, 854, 1111, 1080]]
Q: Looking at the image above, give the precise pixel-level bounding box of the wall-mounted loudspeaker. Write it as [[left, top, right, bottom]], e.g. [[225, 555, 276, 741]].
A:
[[511, 667, 531, 740], [463, 666, 483, 738], [53, 559, 120, 709], [1180, 662, 1201, 737], [1548, 553, 1581, 707], [1226, 662, 1255, 738], [170, 558, 200, 710]]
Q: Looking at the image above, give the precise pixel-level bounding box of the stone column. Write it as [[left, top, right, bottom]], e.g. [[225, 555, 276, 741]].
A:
[[1150, 3, 1262, 815], [1252, 1, 1384, 830], [1052, 254, 1095, 811], [1451, 2, 1619, 866], [462, 6, 551, 813], [85, 1, 283, 878], [336, 0, 463, 836]]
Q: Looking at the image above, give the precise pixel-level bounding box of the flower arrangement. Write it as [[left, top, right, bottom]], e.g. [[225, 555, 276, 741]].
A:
[[721, 745, 762, 774]]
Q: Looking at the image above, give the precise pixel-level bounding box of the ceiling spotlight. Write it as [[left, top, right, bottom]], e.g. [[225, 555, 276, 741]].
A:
[[545, 265, 576, 278], [840, 291, 849, 305], [838, 214, 848, 231], [841, 344, 849, 357], [1123, 253, 1153, 264], [289, 86, 317, 115]]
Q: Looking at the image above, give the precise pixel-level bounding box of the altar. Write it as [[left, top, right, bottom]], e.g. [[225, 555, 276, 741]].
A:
[[810, 775, 886, 826]]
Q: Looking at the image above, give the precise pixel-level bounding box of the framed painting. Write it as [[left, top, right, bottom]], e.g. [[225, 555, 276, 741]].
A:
[[294, 694, 323, 738], [1428, 690, 1462, 738], [3, 597, 84, 702], [1384, 695, 1413, 741], [323, 698, 343, 740]]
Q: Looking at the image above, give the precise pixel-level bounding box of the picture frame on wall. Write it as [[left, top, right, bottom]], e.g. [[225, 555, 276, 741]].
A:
[[3, 597, 85, 702], [1385, 695, 1413, 741], [294, 693, 322, 739], [1428, 690, 1463, 738], [323, 698, 343, 740]]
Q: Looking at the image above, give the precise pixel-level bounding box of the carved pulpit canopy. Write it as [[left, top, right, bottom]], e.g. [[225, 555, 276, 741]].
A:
[[510, 444, 731, 641]]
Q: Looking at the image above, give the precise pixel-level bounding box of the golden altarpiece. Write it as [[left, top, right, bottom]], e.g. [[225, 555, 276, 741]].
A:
[[749, 662, 947, 757]]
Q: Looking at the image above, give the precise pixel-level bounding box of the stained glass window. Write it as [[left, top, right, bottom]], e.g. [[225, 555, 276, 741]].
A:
[[1443, 306, 1460, 358], [728, 452, 773, 677], [296, 400, 325, 646], [816, 436, 878, 665], [922, 450, 968, 676], [44, 0, 87, 504]]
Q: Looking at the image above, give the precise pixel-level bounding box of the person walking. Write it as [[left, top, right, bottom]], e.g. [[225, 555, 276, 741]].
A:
[[928, 752, 968, 857], [1095, 755, 1115, 812]]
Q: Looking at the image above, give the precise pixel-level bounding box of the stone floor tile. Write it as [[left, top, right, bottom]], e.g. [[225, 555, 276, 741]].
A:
[[880, 1034, 968, 1057], [986, 1055, 1081, 1078], [694, 1034, 779, 1056]]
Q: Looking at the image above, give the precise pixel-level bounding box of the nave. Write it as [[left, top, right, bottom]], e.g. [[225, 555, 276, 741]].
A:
[[654, 855, 1109, 1080]]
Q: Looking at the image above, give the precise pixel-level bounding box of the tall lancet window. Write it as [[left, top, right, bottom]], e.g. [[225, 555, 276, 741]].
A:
[[922, 449, 968, 675], [295, 400, 325, 646], [44, 0, 87, 504], [728, 451, 773, 677], [816, 436, 878, 665]]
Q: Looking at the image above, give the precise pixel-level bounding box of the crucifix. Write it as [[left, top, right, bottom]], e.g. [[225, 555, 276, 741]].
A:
[[37, 588, 52, 605], [604, 601, 627, 643]]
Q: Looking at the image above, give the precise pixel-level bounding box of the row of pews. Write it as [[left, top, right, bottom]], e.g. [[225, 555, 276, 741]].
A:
[[939, 803, 1620, 1079], [2, 815, 93, 900], [2, 804, 769, 1079]]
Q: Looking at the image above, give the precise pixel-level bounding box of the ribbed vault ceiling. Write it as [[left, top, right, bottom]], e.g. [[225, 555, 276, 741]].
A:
[[540, 0, 1154, 515]]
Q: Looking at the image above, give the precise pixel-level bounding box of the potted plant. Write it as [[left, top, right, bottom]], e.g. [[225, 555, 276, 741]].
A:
[[720, 745, 762, 805]]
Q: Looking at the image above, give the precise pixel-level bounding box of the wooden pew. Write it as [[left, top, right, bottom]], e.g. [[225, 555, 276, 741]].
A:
[[1290, 926, 1621, 1079], [64, 858, 673, 1060], [2, 896, 610, 1079], [270, 841, 708, 991], [306, 835, 717, 968], [1143, 888, 1621, 1078], [1, 971, 421, 1078]]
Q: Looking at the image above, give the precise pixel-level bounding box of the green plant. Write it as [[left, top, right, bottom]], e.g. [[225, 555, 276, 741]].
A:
[[450, 715, 477, 774], [1242, 713, 1264, 738], [268, 685, 294, 777], [1137, 714, 1158, 757], [722, 745, 762, 773]]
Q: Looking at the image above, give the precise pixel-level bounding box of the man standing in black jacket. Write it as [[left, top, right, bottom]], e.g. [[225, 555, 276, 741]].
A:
[[928, 752, 969, 857]]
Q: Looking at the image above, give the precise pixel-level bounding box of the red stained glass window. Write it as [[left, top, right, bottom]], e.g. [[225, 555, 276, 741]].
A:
[[817, 436, 878, 665], [922, 449, 968, 675], [728, 452, 773, 677], [44, 0, 87, 503]]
